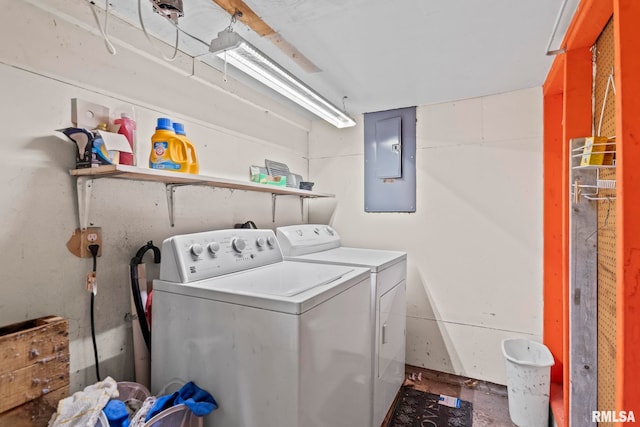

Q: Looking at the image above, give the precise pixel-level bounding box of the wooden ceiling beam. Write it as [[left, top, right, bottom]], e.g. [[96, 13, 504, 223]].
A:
[[210, 0, 275, 36]]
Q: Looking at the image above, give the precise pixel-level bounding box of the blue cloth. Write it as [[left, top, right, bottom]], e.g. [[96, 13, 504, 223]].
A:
[[104, 400, 130, 427], [145, 381, 217, 421]]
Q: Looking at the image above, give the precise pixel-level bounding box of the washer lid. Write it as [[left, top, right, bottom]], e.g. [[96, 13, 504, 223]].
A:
[[153, 261, 370, 314], [221, 262, 354, 297], [288, 247, 406, 272]]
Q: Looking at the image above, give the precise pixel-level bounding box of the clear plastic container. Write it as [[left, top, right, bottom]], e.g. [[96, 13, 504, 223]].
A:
[[117, 381, 151, 402], [105, 381, 202, 427], [143, 404, 202, 427]]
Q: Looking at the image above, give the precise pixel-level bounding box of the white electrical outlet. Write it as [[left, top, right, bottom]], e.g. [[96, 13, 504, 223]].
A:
[[66, 227, 103, 258], [81, 227, 102, 257]]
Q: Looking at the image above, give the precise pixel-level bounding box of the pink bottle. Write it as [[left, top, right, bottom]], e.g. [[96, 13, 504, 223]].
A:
[[114, 113, 136, 165]]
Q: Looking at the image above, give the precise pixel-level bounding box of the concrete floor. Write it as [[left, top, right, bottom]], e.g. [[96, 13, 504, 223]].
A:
[[382, 365, 517, 427]]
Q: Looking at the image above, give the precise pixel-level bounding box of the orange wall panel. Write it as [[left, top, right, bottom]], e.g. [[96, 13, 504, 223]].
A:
[[543, 91, 564, 385], [565, 0, 613, 49], [614, 0, 640, 417]]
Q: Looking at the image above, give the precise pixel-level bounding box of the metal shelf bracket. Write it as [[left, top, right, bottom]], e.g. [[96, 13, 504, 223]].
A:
[[77, 176, 93, 230], [272, 193, 277, 223], [166, 184, 182, 227], [271, 194, 307, 223]]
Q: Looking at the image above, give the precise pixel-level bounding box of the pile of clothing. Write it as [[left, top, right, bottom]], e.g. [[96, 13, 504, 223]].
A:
[[48, 377, 217, 427]]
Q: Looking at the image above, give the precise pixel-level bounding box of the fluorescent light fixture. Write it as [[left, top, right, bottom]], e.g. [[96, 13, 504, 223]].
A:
[[209, 29, 356, 128], [545, 0, 580, 55]]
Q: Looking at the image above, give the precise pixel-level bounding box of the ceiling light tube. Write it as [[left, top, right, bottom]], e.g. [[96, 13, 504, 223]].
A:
[[209, 29, 356, 128], [545, 0, 580, 56]]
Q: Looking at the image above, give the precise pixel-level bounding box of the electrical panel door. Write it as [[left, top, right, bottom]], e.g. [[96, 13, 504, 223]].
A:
[[364, 107, 416, 212]]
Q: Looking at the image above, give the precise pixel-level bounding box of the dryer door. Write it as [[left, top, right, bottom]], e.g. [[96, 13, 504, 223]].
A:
[[375, 280, 406, 426]]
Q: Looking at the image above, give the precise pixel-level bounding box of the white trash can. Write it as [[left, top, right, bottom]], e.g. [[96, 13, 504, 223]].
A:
[[502, 339, 555, 427]]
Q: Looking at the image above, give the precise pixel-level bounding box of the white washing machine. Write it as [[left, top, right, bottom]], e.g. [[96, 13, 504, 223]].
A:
[[277, 224, 407, 427], [151, 229, 372, 427]]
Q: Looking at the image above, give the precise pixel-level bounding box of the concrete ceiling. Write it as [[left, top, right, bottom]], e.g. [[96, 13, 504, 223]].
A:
[[104, 0, 568, 116]]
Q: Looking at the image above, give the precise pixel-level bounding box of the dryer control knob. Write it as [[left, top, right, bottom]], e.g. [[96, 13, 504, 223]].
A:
[[313, 227, 320, 235], [256, 237, 266, 247], [190, 243, 204, 257], [232, 237, 246, 253], [267, 236, 276, 247], [208, 242, 220, 254], [325, 226, 334, 235]]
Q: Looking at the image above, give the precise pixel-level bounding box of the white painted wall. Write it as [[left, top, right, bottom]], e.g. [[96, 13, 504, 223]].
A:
[[309, 88, 543, 384], [0, 0, 312, 391], [1, 0, 543, 394]]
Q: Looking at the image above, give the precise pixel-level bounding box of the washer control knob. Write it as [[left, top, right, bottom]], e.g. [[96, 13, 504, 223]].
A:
[[232, 237, 246, 253], [208, 241, 220, 254], [190, 243, 204, 257], [313, 227, 320, 235], [267, 236, 276, 247], [325, 226, 334, 235], [256, 237, 266, 247], [296, 229, 303, 236]]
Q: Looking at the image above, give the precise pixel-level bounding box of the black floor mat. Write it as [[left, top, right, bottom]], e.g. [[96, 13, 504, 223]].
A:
[[388, 388, 473, 427]]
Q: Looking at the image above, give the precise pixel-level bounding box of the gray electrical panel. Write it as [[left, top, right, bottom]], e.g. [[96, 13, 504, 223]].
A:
[[364, 107, 416, 212]]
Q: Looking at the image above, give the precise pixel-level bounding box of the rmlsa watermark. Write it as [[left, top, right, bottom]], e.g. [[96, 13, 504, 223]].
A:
[[592, 410, 636, 422]]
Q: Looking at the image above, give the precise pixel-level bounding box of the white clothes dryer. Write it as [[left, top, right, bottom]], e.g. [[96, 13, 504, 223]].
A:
[[276, 224, 407, 427], [151, 229, 372, 427]]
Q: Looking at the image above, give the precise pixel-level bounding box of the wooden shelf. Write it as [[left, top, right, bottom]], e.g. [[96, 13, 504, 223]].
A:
[[70, 165, 333, 228], [70, 165, 333, 198]]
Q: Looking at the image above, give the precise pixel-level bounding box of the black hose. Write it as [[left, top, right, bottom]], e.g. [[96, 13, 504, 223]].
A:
[[90, 292, 100, 382], [130, 241, 161, 352], [130, 263, 152, 350], [88, 244, 101, 382]]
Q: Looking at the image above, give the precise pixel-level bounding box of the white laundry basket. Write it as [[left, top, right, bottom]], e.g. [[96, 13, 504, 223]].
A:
[[502, 339, 555, 427], [95, 411, 109, 427]]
